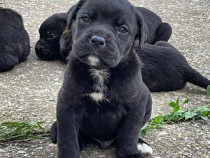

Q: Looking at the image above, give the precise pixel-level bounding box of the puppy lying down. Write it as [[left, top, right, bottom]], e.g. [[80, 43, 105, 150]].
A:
[[0, 8, 30, 72], [140, 41, 210, 92], [35, 6, 172, 61], [35, 13, 67, 60], [54, 0, 152, 157]]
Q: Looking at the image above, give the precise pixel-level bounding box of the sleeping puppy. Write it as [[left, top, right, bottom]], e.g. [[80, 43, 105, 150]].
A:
[[35, 13, 67, 61], [0, 8, 30, 72], [135, 7, 172, 44], [140, 41, 210, 92], [35, 6, 171, 62], [54, 0, 152, 158]]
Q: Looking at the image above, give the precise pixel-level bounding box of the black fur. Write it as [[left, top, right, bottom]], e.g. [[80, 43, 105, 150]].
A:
[[35, 6, 171, 62], [140, 41, 210, 91], [35, 13, 67, 61], [0, 8, 30, 72], [54, 0, 152, 158]]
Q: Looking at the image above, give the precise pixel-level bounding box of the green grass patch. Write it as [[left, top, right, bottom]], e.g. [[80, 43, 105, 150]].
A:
[[207, 85, 210, 99], [1, 87, 210, 142], [140, 98, 210, 138], [0, 121, 47, 142]]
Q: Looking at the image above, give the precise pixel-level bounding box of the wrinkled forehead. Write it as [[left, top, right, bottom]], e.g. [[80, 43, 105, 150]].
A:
[[40, 17, 65, 34], [78, 0, 136, 25]]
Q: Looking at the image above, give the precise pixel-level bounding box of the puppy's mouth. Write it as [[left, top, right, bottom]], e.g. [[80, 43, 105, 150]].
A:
[[72, 36, 121, 68], [79, 55, 109, 69]]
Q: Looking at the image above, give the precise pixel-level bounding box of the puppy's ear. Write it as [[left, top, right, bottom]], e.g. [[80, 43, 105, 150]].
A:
[[67, 0, 86, 29], [135, 11, 147, 51], [59, 27, 73, 62], [57, 13, 68, 23]]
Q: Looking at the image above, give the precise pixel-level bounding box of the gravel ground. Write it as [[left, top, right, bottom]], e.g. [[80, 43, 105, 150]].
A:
[[0, 0, 209, 158]]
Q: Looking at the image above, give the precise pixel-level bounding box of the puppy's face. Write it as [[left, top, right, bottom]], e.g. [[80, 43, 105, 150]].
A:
[[35, 13, 67, 60], [70, 0, 139, 69]]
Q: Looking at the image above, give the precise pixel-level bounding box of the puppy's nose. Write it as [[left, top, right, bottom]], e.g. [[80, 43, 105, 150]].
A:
[[35, 43, 44, 50], [90, 35, 105, 46]]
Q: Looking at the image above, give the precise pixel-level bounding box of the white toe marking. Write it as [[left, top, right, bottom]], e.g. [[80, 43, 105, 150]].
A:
[[88, 55, 99, 66], [137, 143, 143, 151], [137, 143, 153, 155]]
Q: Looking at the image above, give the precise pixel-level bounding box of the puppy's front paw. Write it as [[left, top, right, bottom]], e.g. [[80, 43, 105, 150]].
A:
[[137, 143, 153, 156]]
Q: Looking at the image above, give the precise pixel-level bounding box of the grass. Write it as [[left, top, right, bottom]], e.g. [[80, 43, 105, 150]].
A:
[[0, 121, 47, 142], [207, 85, 210, 99], [0, 86, 210, 142], [139, 85, 210, 138]]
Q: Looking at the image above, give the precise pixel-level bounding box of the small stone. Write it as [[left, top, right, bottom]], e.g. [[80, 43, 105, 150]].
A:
[[185, 137, 195, 143], [18, 150, 26, 154], [158, 131, 168, 136], [35, 147, 43, 150], [49, 143, 57, 147], [0, 149, 5, 153]]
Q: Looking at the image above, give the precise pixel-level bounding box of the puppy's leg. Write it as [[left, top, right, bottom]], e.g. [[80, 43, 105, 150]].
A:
[[0, 53, 18, 72], [57, 89, 87, 158], [50, 121, 90, 151], [155, 41, 172, 47], [57, 108, 80, 158], [50, 121, 57, 144], [137, 138, 153, 156], [186, 68, 210, 89], [154, 22, 172, 43], [116, 93, 152, 158]]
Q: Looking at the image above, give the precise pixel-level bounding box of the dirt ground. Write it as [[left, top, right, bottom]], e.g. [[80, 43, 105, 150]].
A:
[[0, 0, 209, 158]]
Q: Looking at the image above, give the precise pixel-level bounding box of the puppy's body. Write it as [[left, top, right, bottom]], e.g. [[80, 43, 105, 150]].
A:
[[35, 13, 67, 60], [55, 0, 152, 157], [140, 41, 210, 91], [136, 7, 172, 44], [0, 8, 30, 72]]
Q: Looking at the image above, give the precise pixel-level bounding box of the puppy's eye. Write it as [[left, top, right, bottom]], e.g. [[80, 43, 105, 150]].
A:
[[80, 15, 91, 24], [47, 33, 57, 40], [118, 26, 128, 34]]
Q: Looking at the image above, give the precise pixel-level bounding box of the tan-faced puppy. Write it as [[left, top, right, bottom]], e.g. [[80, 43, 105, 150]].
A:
[[0, 8, 30, 72], [54, 0, 152, 158]]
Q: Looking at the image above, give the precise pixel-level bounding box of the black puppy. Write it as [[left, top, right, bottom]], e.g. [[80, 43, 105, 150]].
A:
[[58, 15, 209, 92], [54, 0, 152, 158], [35, 13, 67, 60], [140, 41, 210, 92], [35, 6, 171, 62], [60, 6, 172, 61], [136, 7, 172, 44], [60, 6, 172, 60], [0, 8, 30, 72]]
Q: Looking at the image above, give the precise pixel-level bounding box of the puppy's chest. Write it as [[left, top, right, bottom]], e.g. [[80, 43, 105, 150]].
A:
[[85, 68, 110, 103]]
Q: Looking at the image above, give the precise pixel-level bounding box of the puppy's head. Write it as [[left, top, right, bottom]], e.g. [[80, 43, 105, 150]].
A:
[[35, 13, 67, 60], [66, 0, 145, 69]]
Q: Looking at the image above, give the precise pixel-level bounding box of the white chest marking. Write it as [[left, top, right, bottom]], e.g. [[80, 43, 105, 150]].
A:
[[89, 92, 104, 102], [88, 68, 109, 102], [88, 55, 100, 66], [89, 68, 109, 92]]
